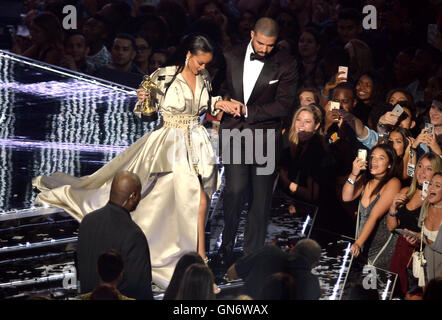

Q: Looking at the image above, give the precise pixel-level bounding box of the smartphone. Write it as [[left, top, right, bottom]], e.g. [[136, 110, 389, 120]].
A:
[[407, 163, 415, 177], [422, 180, 430, 200], [395, 228, 421, 240], [358, 149, 367, 161], [330, 101, 340, 110], [425, 123, 434, 134], [338, 66, 348, 80], [392, 104, 404, 116]]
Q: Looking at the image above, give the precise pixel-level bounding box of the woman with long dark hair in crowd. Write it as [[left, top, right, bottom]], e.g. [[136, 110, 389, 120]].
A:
[[342, 144, 401, 270], [163, 252, 205, 300], [297, 27, 321, 88], [387, 153, 442, 298], [176, 263, 217, 300], [33, 34, 242, 289]]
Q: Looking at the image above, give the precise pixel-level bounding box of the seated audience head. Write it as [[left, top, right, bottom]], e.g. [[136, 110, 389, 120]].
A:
[[134, 35, 152, 67], [429, 94, 442, 127], [259, 272, 297, 300], [332, 82, 357, 112], [407, 153, 442, 200], [148, 49, 168, 75], [298, 27, 321, 58], [387, 127, 412, 158], [109, 171, 142, 212], [288, 105, 323, 152], [386, 89, 414, 107], [337, 8, 362, 45], [355, 71, 383, 106], [238, 10, 257, 41], [163, 252, 204, 300], [288, 239, 322, 269], [111, 33, 137, 70], [423, 277, 442, 300], [64, 31, 89, 64], [235, 294, 253, 300], [298, 87, 321, 107], [424, 76, 442, 104], [82, 14, 111, 47], [90, 284, 120, 300], [176, 263, 216, 300], [30, 12, 63, 48], [97, 249, 124, 287], [344, 39, 373, 81]]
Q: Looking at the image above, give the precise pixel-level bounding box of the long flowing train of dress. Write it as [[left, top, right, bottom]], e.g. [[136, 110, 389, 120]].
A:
[[32, 66, 221, 289]]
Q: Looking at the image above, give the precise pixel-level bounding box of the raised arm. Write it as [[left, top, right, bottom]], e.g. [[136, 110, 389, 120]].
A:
[[342, 157, 367, 202]]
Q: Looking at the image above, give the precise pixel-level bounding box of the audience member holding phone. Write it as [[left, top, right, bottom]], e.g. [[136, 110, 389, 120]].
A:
[[387, 153, 442, 298], [342, 144, 401, 270]]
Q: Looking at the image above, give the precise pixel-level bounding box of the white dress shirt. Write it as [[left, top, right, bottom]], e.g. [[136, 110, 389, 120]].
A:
[[243, 41, 265, 117]]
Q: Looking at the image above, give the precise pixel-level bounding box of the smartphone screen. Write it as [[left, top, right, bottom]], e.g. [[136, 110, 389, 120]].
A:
[[338, 66, 348, 81]]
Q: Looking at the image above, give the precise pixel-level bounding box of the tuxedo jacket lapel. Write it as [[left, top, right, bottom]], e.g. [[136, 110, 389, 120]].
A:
[[230, 45, 246, 103], [247, 59, 279, 106]]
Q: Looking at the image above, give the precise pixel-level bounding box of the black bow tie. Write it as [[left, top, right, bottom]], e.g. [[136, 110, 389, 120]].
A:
[[250, 52, 266, 62]]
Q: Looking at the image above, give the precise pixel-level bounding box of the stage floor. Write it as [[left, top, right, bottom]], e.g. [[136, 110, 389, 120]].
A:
[[0, 51, 398, 300]]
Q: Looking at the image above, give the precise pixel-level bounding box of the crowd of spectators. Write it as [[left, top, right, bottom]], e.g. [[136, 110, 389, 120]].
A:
[[12, 0, 442, 300]]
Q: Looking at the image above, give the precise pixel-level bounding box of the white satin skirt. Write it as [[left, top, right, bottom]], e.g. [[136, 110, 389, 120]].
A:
[[33, 124, 220, 289]]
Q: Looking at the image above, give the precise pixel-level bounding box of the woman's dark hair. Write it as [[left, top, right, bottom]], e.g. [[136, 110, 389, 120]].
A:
[[165, 33, 214, 73], [389, 127, 412, 156], [33, 12, 64, 47], [385, 88, 415, 107], [259, 273, 297, 300], [176, 263, 216, 300], [364, 143, 398, 198], [423, 277, 442, 300], [163, 252, 204, 300]]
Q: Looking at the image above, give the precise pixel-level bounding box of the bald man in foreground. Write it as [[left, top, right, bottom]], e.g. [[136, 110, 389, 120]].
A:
[[77, 171, 153, 300]]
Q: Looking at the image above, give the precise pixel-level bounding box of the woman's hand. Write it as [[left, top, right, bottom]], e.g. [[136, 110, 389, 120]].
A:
[[403, 228, 419, 246], [424, 133, 442, 155], [378, 111, 399, 127], [215, 100, 241, 117], [390, 193, 407, 213], [412, 129, 427, 149], [324, 71, 347, 92], [351, 157, 367, 177], [136, 88, 149, 103], [350, 242, 361, 257]]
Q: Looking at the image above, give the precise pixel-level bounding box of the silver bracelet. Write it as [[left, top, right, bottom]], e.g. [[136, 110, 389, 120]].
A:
[[347, 177, 355, 185]]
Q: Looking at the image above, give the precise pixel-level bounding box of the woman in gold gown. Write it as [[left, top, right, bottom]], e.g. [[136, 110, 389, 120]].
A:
[[32, 34, 241, 289]]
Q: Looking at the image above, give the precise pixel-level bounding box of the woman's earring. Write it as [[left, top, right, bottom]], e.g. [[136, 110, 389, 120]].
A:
[[185, 57, 189, 66]]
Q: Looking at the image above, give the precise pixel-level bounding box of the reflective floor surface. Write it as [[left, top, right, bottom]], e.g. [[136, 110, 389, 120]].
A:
[[0, 51, 397, 300]]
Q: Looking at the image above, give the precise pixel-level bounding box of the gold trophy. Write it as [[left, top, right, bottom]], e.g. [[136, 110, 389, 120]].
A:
[[135, 75, 160, 122]]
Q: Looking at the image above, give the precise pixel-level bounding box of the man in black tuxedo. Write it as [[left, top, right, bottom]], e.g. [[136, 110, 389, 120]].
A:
[[77, 171, 153, 300], [218, 17, 298, 264]]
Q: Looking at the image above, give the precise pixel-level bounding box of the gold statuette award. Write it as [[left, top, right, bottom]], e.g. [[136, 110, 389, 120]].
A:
[[135, 75, 160, 122]]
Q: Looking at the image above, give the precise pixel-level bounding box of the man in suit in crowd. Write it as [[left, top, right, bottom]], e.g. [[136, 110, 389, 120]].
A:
[[218, 17, 298, 265], [77, 171, 153, 300]]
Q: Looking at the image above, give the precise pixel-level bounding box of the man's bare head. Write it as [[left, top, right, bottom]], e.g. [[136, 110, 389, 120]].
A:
[[253, 17, 279, 38], [251, 18, 279, 57], [109, 171, 141, 211]]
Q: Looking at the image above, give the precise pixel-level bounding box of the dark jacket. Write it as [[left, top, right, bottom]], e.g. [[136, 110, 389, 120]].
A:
[[77, 202, 153, 300], [219, 43, 298, 163]]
